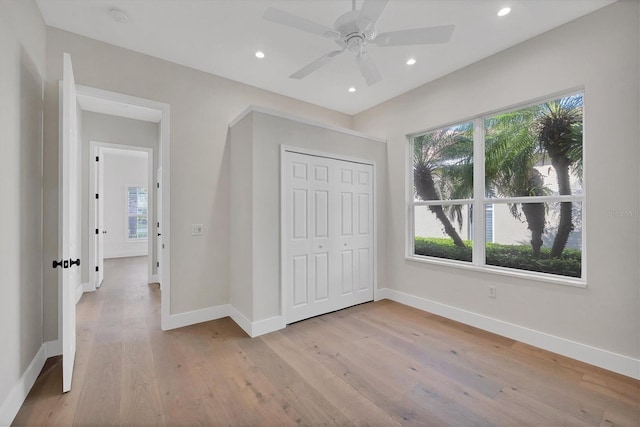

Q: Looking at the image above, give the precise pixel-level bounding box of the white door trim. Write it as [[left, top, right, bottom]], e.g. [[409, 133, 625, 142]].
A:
[[75, 84, 171, 330], [280, 145, 378, 324], [88, 141, 154, 291]]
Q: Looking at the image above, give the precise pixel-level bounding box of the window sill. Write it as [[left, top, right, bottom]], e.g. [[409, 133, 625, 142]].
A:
[[404, 255, 587, 288]]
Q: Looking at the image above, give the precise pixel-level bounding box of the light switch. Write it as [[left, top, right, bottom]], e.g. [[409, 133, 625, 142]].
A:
[[191, 224, 204, 236]]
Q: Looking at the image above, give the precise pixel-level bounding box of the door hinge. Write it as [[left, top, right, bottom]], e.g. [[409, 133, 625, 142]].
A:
[[157, 182, 160, 189], [95, 156, 99, 161], [95, 193, 99, 199], [157, 261, 160, 268], [95, 266, 99, 272], [95, 228, 99, 234]]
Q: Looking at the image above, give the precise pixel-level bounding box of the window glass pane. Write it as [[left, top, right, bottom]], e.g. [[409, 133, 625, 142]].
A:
[[414, 205, 472, 262], [485, 94, 583, 198], [487, 202, 582, 277], [127, 186, 148, 240], [128, 216, 137, 239], [413, 122, 473, 201]]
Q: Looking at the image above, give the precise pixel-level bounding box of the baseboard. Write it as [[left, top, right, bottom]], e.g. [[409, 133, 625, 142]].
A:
[[45, 339, 62, 357], [252, 316, 286, 337], [76, 282, 86, 304], [82, 282, 96, 293], [226, 306, 285, 338], [0, 343, 46, 425], [378, 288, 640, 380], [228, 305, 252, 337], [104, 250, 148, 259], [163, 304, 230, 331]]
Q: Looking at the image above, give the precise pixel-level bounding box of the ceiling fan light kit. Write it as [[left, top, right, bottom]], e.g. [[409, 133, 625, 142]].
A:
[[263, 0, 455, 86]]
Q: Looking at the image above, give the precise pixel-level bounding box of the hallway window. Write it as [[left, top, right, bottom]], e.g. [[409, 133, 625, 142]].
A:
[[127, 186, 148, 240]]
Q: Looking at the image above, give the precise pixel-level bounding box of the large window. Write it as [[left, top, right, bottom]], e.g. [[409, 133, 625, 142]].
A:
[[410, 92, 584, 280], [127, 186, 148, 240]]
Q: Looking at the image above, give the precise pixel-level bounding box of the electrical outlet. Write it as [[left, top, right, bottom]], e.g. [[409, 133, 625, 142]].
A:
[[488, 286, 497, 298], [191, 224, 204, 236]]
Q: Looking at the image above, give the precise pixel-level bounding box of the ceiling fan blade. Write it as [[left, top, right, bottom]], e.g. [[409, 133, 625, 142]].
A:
[[357, 0, 389, 31], [355, 52, 382, 86], [373, 24, 455, 46], [290, 50, 344, 80], [264, 7, 341, 39]]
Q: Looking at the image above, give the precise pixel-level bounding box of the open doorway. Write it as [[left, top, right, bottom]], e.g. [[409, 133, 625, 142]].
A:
[[73, 83, 171, 330], [89, 143, 154, 290]]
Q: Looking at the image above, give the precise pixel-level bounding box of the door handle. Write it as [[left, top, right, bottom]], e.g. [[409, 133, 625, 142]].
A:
[[69, 258, 81, 267], [52, 259, 70, 269], [102, 230, 107, 234], [158, 233, 162, 236]]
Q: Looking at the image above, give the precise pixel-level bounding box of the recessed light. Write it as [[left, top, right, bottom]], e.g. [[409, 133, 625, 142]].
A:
[[348, 87, 356, 93], [109, 8, 129, 23], [406, 58, 416, 65], [497, 7, 511, 17], [255, 51, 265, 59]]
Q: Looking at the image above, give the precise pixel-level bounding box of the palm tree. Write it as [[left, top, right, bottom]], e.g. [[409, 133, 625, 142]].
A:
[[536, 95, 583, 257], [413, 125, 473, 248], [485, 109, 549, 257]]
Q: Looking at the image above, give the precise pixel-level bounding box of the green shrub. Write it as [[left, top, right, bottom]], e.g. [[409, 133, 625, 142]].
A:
[[414, 237, 581, 277], [414, 237, 472, 262]]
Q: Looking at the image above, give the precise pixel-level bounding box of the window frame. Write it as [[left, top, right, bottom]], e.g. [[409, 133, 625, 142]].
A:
[[406, 90, 586, 287], [126, 185, 149, 241]]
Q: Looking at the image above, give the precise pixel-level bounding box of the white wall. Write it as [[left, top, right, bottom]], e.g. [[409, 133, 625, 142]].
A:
[[42, 27, 352, 341], [0, 0, 46, 421], [353, 1, 640, 361], [80, 111, 159, 282], [102, 149, 149, 259], [229, 108, 387, 325]]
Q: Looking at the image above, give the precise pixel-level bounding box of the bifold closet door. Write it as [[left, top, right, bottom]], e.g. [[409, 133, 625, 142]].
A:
[[284, 151, 374, 324]]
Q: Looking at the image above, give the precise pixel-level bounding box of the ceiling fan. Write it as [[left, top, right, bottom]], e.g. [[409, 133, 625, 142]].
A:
[[263, 0, 455, 86]]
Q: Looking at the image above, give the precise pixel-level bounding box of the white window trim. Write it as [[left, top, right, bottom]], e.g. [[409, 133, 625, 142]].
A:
[[406, 92, 586, 287]]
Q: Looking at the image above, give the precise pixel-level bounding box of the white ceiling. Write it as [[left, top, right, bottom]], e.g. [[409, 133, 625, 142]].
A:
[[36, 0, 615, 115]]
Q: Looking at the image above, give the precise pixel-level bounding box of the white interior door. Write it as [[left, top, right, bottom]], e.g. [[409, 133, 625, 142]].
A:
[[96, 147, 105, 287], [284, 151, 374, 324], [60, 52, 80, 393], [156, 167, 162, 288]]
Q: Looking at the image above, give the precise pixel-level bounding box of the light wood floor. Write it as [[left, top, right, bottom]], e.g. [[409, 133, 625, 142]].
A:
[[13, 257, 639, 426]]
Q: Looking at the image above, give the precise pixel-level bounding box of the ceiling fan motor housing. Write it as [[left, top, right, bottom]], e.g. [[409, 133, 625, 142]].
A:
[[333, 10, 376, 51]]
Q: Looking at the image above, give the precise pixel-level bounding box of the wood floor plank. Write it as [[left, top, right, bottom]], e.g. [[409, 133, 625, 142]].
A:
[[238, 337, 355, 426], [281, 319, 453, 426], [119, 318, 166, 425], [12, 257, 640, 426], [261, 330, 402, 426], [316, 314, 523, 426]]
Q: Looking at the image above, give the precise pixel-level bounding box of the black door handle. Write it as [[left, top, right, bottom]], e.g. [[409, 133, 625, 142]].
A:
[[52, 259, 70, 268], [69, 258, 81, 267]]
